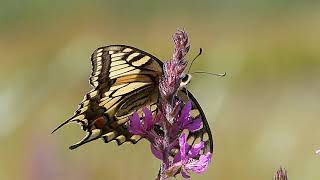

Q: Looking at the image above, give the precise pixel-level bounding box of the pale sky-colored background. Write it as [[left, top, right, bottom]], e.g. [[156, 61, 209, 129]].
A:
[[0, 1, 320, 179]]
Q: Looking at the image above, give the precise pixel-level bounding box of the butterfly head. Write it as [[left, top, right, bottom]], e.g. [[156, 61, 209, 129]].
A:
[[179, 73, 192, 89]]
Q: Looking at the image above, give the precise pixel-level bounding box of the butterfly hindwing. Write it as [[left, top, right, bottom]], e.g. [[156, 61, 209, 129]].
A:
[[177, 89, 214, 154], [53, 45, 163, 149]]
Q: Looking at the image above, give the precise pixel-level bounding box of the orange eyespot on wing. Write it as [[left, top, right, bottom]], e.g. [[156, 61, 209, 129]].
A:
[[93, 116, 107, 129]]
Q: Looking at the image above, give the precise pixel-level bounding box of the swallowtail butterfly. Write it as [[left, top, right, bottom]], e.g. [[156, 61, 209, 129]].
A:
[[52, 45, 213, 155]]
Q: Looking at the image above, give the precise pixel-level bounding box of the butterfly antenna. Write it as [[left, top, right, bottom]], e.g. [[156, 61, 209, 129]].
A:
[[191, 71, 226, 77], [184, 48, 202, 100], [187, 48, 202, 74]]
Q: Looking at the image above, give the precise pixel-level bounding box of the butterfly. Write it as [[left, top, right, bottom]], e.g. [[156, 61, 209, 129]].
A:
[[52, 45, 213, 155]]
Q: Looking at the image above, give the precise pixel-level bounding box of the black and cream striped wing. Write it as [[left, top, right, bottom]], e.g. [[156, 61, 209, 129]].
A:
[[52, 45, 163, 149], [176, 89, 214, 155]]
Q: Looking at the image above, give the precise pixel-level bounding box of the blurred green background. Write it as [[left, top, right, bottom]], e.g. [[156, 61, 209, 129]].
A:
[[1, 0, 320, 179]]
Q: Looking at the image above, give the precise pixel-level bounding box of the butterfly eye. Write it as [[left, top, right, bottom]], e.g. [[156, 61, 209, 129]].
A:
[[181, 74, 189, 82], [180, 74, 192, 88]]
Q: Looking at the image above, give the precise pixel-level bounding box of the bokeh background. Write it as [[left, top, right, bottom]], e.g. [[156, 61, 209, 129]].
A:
[[1, 1, 320, 179]]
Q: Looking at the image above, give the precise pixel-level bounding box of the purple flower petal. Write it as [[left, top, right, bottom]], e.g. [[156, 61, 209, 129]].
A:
[[172, 134, 212, 178], [143, 107, 153, 130], [179, 133, 188, 157], [179, 102, 192, 123], [154, 113, 162, 124], [128, 112, 144, 135], [185, 152, 212, 174], [151, 144, 163, 160], [188, 142, 205, 158], [181, 169, 190, 178], [173, 151, 181, 163], [185, 118, 202, 132]]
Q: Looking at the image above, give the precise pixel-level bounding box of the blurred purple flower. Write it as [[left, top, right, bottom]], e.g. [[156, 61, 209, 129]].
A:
[[168, 133, 212, 178], [274, 167, 288, 180]]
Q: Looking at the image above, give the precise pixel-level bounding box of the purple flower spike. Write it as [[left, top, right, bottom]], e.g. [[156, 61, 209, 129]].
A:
[[172, 30, 189, 72], [127, 30, 212, 179], [159, 30, 189, 101], [169, 133, 212, 179]]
